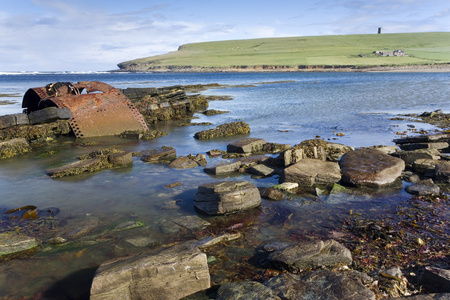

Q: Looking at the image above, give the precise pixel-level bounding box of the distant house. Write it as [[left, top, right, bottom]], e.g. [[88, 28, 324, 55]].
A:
[[373, 50, 406, 57]]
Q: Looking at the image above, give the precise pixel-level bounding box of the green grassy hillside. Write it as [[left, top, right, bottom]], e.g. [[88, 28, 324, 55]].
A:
[[118, 32, 450, 71]]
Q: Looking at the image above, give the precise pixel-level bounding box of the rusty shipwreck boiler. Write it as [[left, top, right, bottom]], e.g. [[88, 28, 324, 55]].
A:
[[22, 81, 149, 138]]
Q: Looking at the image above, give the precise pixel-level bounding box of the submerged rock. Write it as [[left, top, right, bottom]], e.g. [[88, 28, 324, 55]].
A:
[[265, 270, 375, 300], [217, 281, 280, 300], [266, 239, 352, 272], [0, 232, 40, 256], [46, 158, 108, 178], [405, 179, 440, 196], [194, 181, 261, 215], [340, 149, 405, 187], [90, 243, 210, 300]]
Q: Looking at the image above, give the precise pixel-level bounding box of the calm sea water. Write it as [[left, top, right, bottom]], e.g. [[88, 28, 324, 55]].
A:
[[0, 72, 449, 298]]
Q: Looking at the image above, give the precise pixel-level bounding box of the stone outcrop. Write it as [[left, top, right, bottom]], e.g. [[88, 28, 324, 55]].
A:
[[281, 158, 341, 187], [194, 121, 250, 139], [265, 239, 352, 272], [122, 86, 208, 124], [340, 149, 405, 187], [194, 181, 261, 215], [90, 243, 210, 300]]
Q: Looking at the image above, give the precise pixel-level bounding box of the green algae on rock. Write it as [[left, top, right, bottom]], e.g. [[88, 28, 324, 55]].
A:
[[194, 121, 250, 140], [0, 138, 31, 159]]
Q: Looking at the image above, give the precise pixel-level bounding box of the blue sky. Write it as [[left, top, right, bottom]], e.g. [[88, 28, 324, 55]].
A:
[[1, 0, 449, 71]]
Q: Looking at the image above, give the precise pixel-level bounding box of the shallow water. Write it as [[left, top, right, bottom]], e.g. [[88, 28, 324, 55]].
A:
[[0, 72, 449, 298]]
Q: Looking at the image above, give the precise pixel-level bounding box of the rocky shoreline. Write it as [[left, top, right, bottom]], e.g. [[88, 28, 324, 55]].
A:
[[0, 84, 449, 299], [115, 63, 450, 73]]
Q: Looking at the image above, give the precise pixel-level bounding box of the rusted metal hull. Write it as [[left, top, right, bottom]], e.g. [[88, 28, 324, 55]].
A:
[[22, 81, 148, 138]]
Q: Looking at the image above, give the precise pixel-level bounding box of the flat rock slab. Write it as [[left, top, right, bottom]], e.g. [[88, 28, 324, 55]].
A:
[[46, 158, 106, 178], [204, 161, 242, 175], [194, 181, 261, 215], [168, 156, 198, 169], [267, 239, 352, 272], [282, 158, 341, 187], [28, 107, 72, 124], [90, 243, 210, 300], [249, 164, 275, 176], [392, 149, 441, 166], [265, 270, 375, 300], [405, 179, 440, 196], [227, 138, 266, 153], [0, 232, 40, 256], [139, 147, 176, 163], [340, 149, 405, 187]]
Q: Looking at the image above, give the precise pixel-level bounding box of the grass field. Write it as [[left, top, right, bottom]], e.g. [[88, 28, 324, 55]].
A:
[[118, 32, 450, 70]]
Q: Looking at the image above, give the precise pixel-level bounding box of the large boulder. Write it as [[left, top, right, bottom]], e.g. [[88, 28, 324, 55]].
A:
[[265, 270, 375, 300], [266, 239, 352, 272], [194, 181, 261, 215], [227, 138, 266, 153], [339, 149, 405, 187], [90, 243, 210, 300], [281, 158, 341, 187]]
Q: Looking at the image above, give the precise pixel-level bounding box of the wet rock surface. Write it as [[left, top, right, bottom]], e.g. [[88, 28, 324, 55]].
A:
[[265, 270, 375, 300], [282, 158, 341, 187], [265, 239, 352, 272], [90, 243, 210, 300], [0, 232, 40, 256], [340, 148, 405, 187], [194, 181, 261, 215]]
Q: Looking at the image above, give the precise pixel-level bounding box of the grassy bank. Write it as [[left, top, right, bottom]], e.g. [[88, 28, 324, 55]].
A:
[[117, 32, 450, 71]]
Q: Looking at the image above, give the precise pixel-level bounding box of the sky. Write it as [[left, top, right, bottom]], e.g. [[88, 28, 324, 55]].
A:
[[1, 0, 449, 71]]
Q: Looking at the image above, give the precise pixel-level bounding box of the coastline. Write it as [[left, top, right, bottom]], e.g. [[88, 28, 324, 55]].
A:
[[115, 63, 450, 73]]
